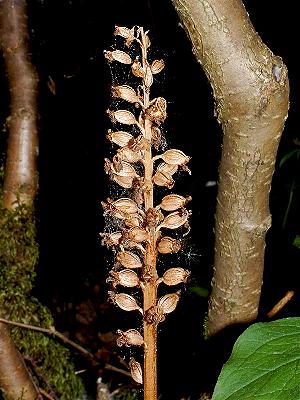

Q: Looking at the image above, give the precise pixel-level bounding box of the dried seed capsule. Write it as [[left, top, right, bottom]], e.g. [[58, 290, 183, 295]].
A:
[[144, 66, 153, 88], [116, 329, 144, 347], [100, 231, 122, 248], [159, 209, 189, 230], [114, 26, 135, 42], [157, 162, 178, 176], [117, 162, 138, 178], [152, 171, 174, 189], [117, 147, 142, 163], [151, 59, 165, 74], [159, 194, 191, 212], [107, 130, 134, 147], [144, 305, 165, 324], [131, 59, 145, 78], [111, 198, 139, 214], [160, 149, 190, 166], [158, 292, 180, 314], [157, 236, 181, 254], [144, 33, 151, 49], [108, 269, 140, 288], [128, 135, 149, 151], [127, 227, 148, 242], [112, 85, 139, 103], [151, 126, 161, 149], [111, 110, 137, 125], [145, 208, 164, 230], [162, 268, 190, 286], [104, 50, 132, 64], [145, 97, 167, 125], [109, 292, 142, 312], [117, 251, 142, 269], [129, 358, 143, 384], [113, 174, 134, 189], [124, 213, 144, 228]]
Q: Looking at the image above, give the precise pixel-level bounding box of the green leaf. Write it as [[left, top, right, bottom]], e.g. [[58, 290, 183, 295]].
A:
[[212, 318, 300, 400], [279, 149, 300, 167], [293, 236, 300, 249]]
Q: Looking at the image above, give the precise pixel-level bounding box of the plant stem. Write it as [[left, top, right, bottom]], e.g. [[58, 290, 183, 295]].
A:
[[140, 28, 158, 400]]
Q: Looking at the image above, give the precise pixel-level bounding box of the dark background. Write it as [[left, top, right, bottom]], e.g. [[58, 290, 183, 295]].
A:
[[1, 1, 299, 398]]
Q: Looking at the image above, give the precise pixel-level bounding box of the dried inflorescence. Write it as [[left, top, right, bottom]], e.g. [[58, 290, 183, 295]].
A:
[[102, 26, 191, 394]]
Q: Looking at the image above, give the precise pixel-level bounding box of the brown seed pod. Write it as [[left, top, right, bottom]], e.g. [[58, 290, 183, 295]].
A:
[[157, 292, 180, 314], [144, 33, 151, 49], [114, 26, 136, 46], [116, 162, 138, 178], [151, 59, 165, 74], [116, 329, 144, 347], [104, 50, 132, 64], [126, 227, 148, 242], [128, 135, 149, 152], [156, 162, 178, 176], [124, 213, 144, 228], [114, 26, 133, 39], [157, 236, 181, 254], [151, 126, 161, 149], [111, 198, 139, 215], [129, 357, 143, 384], [112, 174, 134, 189], [117, 251, 142, 269], [112, 85, 139, 103], [108, 269, 140, 288], [109, 292, 142, 313], [144, 66, 153, 88], [117, 147, 143, 163], [131, 59, 145, 78], [145, 97, 167, 125], [107, 130, 134, 147], [111, 110, 137, 125], [159, 149, 190, 166], [100, 231, 122, 248], [152, 171, 174, 189], [159, 194, 191, 212], [159, 209, 189, 230], [145, 208, 164, 230], [162, 268, 190, 286], [144, 305, 165, 324]]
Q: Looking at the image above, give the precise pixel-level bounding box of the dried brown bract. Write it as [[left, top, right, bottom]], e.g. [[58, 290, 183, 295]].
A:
[[103, 26, 192, 399]]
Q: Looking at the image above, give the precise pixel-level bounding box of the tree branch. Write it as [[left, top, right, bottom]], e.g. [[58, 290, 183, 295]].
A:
[[0, 0, 39, 208], [0, 317, 131, 378], [171, 0, 289, 335], [0, 323, 41, 399], [0, 1, 41, 397]]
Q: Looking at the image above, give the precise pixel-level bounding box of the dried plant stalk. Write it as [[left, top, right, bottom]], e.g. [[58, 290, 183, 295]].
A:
[[103, 26, 191, 400]]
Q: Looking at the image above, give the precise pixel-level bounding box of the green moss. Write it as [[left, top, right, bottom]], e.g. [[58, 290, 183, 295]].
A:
[[0, 168, 84, 399], [114, 388, 140, 400]]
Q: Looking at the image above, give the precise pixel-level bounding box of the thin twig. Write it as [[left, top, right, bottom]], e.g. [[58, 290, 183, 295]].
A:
[[39, 388, 57, 400], [24, 355, 59, 400], [104, 363, 131, 378], [267, 290, 295, 318], [0, 317, 95, 361], [0, 317, 130, 377]]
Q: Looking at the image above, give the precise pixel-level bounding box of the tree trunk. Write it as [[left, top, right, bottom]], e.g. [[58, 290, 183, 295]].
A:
[[0, 0, 38, 209], [0, 324, 41, 400], [0, 1, 41, 398], [171, 0, 289, 335]]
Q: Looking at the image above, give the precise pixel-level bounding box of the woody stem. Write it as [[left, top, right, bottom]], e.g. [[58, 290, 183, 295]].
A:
[[140, 28, 158, 400]]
